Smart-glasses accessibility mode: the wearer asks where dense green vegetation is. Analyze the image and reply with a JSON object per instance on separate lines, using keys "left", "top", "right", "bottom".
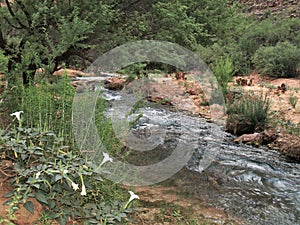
{"left": 0, "top": 0, "right": 299, "bottom": 224}
{"left": 1, "top": 0, "right": 299, "bottom": 86}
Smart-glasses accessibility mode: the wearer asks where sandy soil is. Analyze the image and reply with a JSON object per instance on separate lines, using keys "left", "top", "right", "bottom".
{"left": 129, "top": 184, "right": 243, "bottom": 225}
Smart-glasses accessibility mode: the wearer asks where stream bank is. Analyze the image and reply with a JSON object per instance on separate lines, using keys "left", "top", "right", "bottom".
{"left": 74, "top": 74, "right": 300, "bottom": 225}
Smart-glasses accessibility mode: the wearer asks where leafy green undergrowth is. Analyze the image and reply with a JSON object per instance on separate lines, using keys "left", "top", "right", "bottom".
{"left": 0, "top": 114, "right": 138, "bottom": 225}
{"left": 0, "top": 74, "right": 143, "bottom": 224}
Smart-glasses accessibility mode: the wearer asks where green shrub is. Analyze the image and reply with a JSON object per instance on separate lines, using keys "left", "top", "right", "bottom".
{"left": 212, "top": 57, "right": 234, "bottom": 95}
{"left": 197, "top": 43, "right": 252, "bottom": 76}
{"left": 253, "top": 41, "right": 300, "bottom": 78}
{"left": 0, "top": 123, "right": 133, "bottom": 224}
{"left": 239, "top": 19, "right": 278, "bottom": 55}
{"left": 0, "top": 50, "right": 8, "bottom": 74}
{"left": 239, "top": 18, "right": 300, "bottom": 54}
{"left": 227, "top": 91, "right": 271, "bottom": 135}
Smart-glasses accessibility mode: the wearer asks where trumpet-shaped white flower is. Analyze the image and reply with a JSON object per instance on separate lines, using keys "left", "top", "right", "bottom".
{"left": 128, "top": 191, "right": 140, "bottom": 202}
{"left": 71, "top": 182, "right": 79, "bottom": 191}
{"left": 81, "top": 184, "right": 86, "bottom": 196}
{"left": 99, "top": 152, "right": 113, "bottom": 167}
{"left": 124, "top": 191, "right": 140, "bottom": 209}
{"left": 10, "top": 111, "right": 23, "bottom": 121}
{"left": 79, "top": 174, "right": 87, "bottom": 196}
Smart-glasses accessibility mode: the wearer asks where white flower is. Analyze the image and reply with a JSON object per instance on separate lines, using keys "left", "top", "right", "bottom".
{"left": 71, "top": 182, "right": 79, "bottom": 191}
{"left": 100, "top": 152, "right": 113, "bottom": 167}
{"left": 63, "top": 169, "right": 68, "bottom": 174}
{"left": 128, "top": 191, "right": 139, "bottom": 203}
{"left": 124, "top": 191, "right": 140, "bottom": 209}
{"left": 10, "top": 111, "right": 23, "bottom": 121}
{"left": 35, "top": 172, "right": 41, "bottom": 179}
{"left": 81, "top": 184, "right": 86, "bottom": 196}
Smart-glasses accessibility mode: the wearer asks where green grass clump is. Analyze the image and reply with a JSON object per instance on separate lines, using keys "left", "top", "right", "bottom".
{"left": 226, "top": 91, "right": 271, "bottom": 135}
{"left": 20, "top": 75, "right": 75, "bottom": 144}
{"left": 288, "top": 95, "right": 298, "bottom": 108}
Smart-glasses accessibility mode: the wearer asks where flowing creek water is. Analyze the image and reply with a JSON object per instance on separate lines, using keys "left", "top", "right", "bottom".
{"left": 77, "top": 76, "right": 300, "bottom": 225}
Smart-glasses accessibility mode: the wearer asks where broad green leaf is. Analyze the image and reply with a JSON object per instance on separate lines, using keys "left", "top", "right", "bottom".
{"left": 53, "top": 174, "right": 63, "bottom": 183}
{"left": 24, "top": 201, "right": 34, "bottom": 214}
{"left": 48, "top": 200, "right": 56, "bottom": 209}
{"left": 2, "top": 191, "right": 14, "bottom": 198}
{"left": 57, "top": 215, "right": 68, "bottom": 225}
{"left": 35, "top": 191, "right": 48, "bottom": 204}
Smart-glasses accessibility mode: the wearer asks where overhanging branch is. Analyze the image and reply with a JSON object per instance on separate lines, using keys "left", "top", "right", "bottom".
{"left": 15, "top": 0, "right": 32, "bottom": 28}
{"left": 5, "top": 0, "right": 29, "bottom": 30}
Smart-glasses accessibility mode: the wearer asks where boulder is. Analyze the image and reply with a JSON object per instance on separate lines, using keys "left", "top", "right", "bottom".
{"left": 275, "top": 134, "right": 300, "bottom": 160}
{"left": 235, "top": 130, "right": 300, "bottom": 161}
{"left": 234, "top": 132, "right": 262, "bottom": 146}
{"left": 104, "top": 77, "right": 126, "bottom": 90}
{"left": 147, "top": 96, "right": 173, "bottom": 106}
{"left": 234, "top": 130, "right": 279, "bottom": 146}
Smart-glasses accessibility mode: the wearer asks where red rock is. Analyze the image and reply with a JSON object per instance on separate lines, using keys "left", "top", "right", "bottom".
{"left": 104, "top": 77, "right": 126, "bottom": 90}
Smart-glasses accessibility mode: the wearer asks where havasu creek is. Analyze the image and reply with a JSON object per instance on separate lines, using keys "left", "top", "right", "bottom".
{"left": 73, "top": 74, "right": 300, "bottom": 225}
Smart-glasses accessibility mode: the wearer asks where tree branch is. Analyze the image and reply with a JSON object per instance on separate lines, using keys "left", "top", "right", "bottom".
{"left": 15, "top": 0, "right": 32, "bottom": 28}
{"left": 4, "top": 17, "right": 23, "bottom": 29}
{"left": 0, "top": 28, "right": 6, "bottom": 50}
{"left": 5, "top": 0, "right": 28, "bottom": 30}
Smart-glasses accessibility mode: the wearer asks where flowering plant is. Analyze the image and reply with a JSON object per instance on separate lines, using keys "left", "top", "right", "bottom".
{"left": 0, "top": 113, "right": 131, "bottom": 224}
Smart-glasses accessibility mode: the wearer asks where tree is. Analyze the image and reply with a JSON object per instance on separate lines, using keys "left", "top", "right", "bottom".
{"left": 0, "top": 0, "right": 108, "bottom": 86}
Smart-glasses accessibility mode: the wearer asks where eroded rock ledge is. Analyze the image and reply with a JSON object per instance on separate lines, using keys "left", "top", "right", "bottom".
{"left": 235, "top": 131, "right": 300, "bottom": 160}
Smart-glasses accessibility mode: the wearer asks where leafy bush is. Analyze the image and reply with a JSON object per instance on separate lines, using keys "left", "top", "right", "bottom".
{"left": 150, "top": 1, "right": 208, "bottom": 50}
{"left": 0, "top": 124, "right": 133, "bottom": 224}
{"left": 239, "top": 18, "right": 300, "bottom": 54}
{"left": 227, "top": 91, "right": 271, "bottom": 135}
{"left": 253, "top": 41, "right": 300, "bottom": 78}
{"left": 197, "top": 42, "right": 252, "bottom": 76}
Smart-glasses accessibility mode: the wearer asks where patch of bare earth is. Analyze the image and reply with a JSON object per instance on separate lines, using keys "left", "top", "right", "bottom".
{"left": 0, "top": 185, "right": 44, "bottom": 225}
{"left": 232, "top": 72, "right": 300, "bottom": 124}
{"left": 0, "top": 160, "right": 43, "bottom": 225}
{"left": 128, "top": 184, "right": 242, "bottom": 225}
